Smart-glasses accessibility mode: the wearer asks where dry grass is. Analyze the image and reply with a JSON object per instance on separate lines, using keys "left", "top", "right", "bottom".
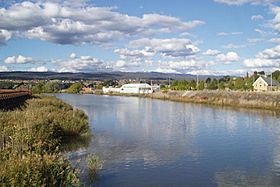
{"left": 148, "top": 90, "right": 280, "bottom": 111}
{"left": 0, "top": 95, "right": 91, "bottom": 186}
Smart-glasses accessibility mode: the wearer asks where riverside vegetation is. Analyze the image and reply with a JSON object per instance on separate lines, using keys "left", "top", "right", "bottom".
{"left": 149, "top": 90, "right": 280, "bottom": 111}
{"left": 0, "top": 96, "right": 101, "bottom": 186}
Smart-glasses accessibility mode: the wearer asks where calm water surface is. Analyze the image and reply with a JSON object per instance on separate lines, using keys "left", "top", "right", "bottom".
{"left": 55, "top": 94, "right": 280, "bottom": 187}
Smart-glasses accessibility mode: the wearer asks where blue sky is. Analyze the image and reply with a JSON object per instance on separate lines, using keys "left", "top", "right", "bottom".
{"left": 0, "top": 0, "right": 280, "bottom": 75}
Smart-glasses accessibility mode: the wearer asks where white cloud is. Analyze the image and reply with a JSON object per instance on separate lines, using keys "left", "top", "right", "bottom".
{"left": 271, "top": 6, "right": 280, "bottom": 33}
{"left": 214, "top": 0, "right": 278, "bottom": 6}
{"left": 155, "top": 58, "right": 218, "bottom": 74}
{"left": 142, "top": 14, "right": 204, "bottom": 31}
{"left": 0, "top": 1, "right": 50, "bottom": 31}
{"left": 222, "top": 43, "right": 246, "bottom": 49}
{"left": 269, "top": 38, "right": 280, "bottom": 43}
{"left": 247, "top": 38, "right": 264, "bottom": 43}
{"left": 216, "top": 52, "right": 240, "bottom": 63}
{"left": 214, "top": 0, "right": 250, "bottom": 5}
{"left": 179, "top": 32, "right": 191, "bottom": 37}
{"left": 251, "top": 15, "right": 264, "bottom": 20}
{"left": 0, "top": 29, "right": 12, "bottom": 45}
{"left": 114, "top": 47, "right": 155, "bottom": 59}
{"left": 166, "top": 60, "right": 200, "bottom": 70}
{"left": 188, "top": 69, "right": 247, "bottom": 76}
{"left": 243, "top": 45, "right": 280, "bottom": 68}
{"left": 203, "top": 49, "right": 221, "bottom": 56}
{"left": 0, "top": 66, "right": 9, "bottom": 72}
{"left": 29, "top": 66, "right": 49, "bottom": 72}
{"left": 0, "top": 1, "right": 204, "bottom": 45}
{"left": 217, "top": 32, "right": 243, "bottom": 36}
{"left": 4, "top": 55, "right": 33, "bottom": 64}
{"left": 55, "top": 54, "right": 108, "bottom": 72}
{"left": 129, "top": 38, "right": 199, "bottom": 58}
{"left": 115, "top": 60, "right": 127, "bottom": 68}
{"left": 154, "top": 68, "right": 180, "bottom": 74}
{"left": 70, "top": 53, "right": 76, "bottom": 59}
{"left": 114, "top": 41, "right": 199, "bottom": 71}
{"left": 243, "top": 58, "right": 278, "bottom": 67}
{"left": 256, "top": 45, "right": 280, "bottom": 59}
{"left": 254, "top": 28, "right": 268, "bottom": 36}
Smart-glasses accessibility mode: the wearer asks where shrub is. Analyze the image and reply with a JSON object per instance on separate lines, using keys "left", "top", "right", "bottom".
{"left": 0, "top": 95, "right": 91, "bottom": 186}
{"left": 0, "top": 153, "right": 80, "bottom": 186}
{"left": 66, "top": 83, "right": 83, "bottom": 94}
{"left": 86, "top": 154, "right": 103, "bottom": 176}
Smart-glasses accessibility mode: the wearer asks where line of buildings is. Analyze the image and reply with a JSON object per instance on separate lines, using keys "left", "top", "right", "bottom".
{"left": 102, "top": 76, "right": 280, "bottom": 94}
{"left": 103, "top": 83, "right": 160, "bottom": 94}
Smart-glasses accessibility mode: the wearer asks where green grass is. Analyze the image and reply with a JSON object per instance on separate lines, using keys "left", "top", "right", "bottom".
{"left": 0, "top": 95, "right": 99, "bottom": 186}
{"left": 87, "top": 154, "right": 103, "bottom": 176}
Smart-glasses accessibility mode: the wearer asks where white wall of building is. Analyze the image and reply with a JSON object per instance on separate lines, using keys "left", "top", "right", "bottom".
{"left": 120, "top": 83, "right": 153, "bottom": 94}
{"left": 103, "top": 83, "right": 156, "bottom": 94}
{"left": 102, "top": 86, "right": 121, "bottom": 93}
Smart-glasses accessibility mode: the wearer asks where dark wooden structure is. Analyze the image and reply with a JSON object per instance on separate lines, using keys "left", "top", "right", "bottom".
{"left": 0, "top": 89, "right": 32, "bottom": 110}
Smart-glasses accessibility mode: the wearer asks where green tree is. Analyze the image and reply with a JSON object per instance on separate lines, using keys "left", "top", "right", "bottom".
{"left": 234, "top": 78, "right": 246, "bottom": 90}
{"left": 272, "top": 70, "right": 280, "bottom": 82}
{"left": 66, "top": 83, "right": 83, "bottom": 93}
{"left": 190, "top": 80, "right": 197, "bottom": 90}
{"left": 103, "top": 80, "right": 118, "bottom": 87}
{"left": 207, "top": 79, "right": 218, "bottom": 90}
{"left": 205, "top": 78, "right": 211, "bottom": 84}
{"left": 171, "top": 80, "right": 191, "bottom": 90}
{"left": 43, "top": 82, "right": 60, "bottom": 93}
{"left": 228, "top": 79, "right": 235, "bottom": 90}
{"left": 197, "top": 81, "right": 205, "bottom": 90}
{"left": 244, "top": 77, "right": 254, "bottom": 91}
{"left": 218, "top": 82, "right": 226, "bottom": 90}
{"left": 32, "top": 82, "right": 44, "bottom": 94}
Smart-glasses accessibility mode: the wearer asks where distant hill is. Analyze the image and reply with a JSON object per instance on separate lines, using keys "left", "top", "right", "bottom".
{"left": 0, "top": 71, "right": 221, "bottom": 81}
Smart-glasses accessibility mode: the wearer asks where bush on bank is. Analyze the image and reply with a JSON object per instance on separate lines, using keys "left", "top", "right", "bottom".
{"left": 0, "top": 96, "right": 92, "bottom": 186}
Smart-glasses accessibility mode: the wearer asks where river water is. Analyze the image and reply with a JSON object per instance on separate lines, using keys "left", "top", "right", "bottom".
{"left": 55, "top": 94, "right": 280, "bottom": 187}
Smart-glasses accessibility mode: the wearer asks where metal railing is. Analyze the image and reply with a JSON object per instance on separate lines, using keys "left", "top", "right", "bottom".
{"left": 0, "top": 89, "right": 31, "bottom": 101}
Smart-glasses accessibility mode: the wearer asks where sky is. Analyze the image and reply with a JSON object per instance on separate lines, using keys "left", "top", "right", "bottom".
{"left": 0, "top": 0, "right": 280, "bottom": 75}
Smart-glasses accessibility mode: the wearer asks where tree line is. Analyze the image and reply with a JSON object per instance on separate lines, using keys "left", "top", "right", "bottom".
{"left": 168, "top": 70, "right": 280, "bottom": 91}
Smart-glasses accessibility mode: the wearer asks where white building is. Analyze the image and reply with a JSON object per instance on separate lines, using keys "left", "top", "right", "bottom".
{"left": 103, "top": 83, "right": 155, "bottom": 94}
{"left": 253, "top": 76, "right": 280, "bottom": 92}
{"left": 102, "top": 86, "right": 121, "bottom": 93}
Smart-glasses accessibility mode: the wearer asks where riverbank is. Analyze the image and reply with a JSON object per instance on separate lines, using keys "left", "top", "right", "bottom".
{"left": 0, "top": 96, "right": 95, "bottom": 186}
{"left": 150, "top": 90, "right": 280, "bottom": 111}
{"left": 102, "top": 90, "right": 280, "bottom": 111}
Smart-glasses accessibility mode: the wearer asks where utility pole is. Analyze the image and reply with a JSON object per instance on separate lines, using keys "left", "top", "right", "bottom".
{"left": 271, "top": 71, "right": 273, "bottom": 91}
{"left": 168, "top": 76, "right": 171, "bottom": 88}
{"left": 196, "top": 74, "right": 199, "bottom": 90}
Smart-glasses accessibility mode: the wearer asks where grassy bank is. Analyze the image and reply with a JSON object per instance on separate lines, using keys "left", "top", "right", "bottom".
{"left": 0, "top": 96, "right": 91, "bottom": 186}
{"left": 100, "top": 90, "right": 280, "bottom": 111}
{"left": 148, "top": 90, "right": 280, "bottom": 111}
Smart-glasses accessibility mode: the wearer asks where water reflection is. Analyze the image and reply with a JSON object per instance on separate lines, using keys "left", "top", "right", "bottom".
{"left": 55, "top": 94, "right": 280, "bottom": 187}
{"left": 214, "top": 169, "right": 280, "bottom": 187}
{"left": 61, "top": 133, "right": 92, "bottom": 152}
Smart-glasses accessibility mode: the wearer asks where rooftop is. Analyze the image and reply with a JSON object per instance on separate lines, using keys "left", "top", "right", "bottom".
{"left": 260, "top": 76, "right": 280, "bottom": 86}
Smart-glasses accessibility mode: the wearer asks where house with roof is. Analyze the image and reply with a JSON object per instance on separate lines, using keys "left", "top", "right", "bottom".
{"left": 253, "top": 76, "right": 280, "bottom": 92}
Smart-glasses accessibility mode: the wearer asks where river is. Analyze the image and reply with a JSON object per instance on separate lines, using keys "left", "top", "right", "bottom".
{"left": 55, "top": 94, "right": 280, "bottom": 187}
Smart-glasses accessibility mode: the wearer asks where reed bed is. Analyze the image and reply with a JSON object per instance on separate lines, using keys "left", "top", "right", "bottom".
{"left": 0, "top": 96, "right": 91, "bottom": 186}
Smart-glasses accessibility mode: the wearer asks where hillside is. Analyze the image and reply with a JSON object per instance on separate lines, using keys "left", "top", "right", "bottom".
{"left": 0, "top": 71, "right": 221, "bottom": 81}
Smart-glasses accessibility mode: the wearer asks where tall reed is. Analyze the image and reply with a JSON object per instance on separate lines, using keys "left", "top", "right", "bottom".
{"left": 0, "top": 95, "right": 92, "bottom": 186}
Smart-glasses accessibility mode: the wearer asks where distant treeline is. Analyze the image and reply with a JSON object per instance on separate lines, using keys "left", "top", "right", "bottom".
{"left": 0, "top": 81, "right": 84, "bottom": 94}
{"left": 167, "top": 70, "right": 280, "bottom": 91}
{"left": 1, "top": 70, "right": 279, "bottom": 93}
